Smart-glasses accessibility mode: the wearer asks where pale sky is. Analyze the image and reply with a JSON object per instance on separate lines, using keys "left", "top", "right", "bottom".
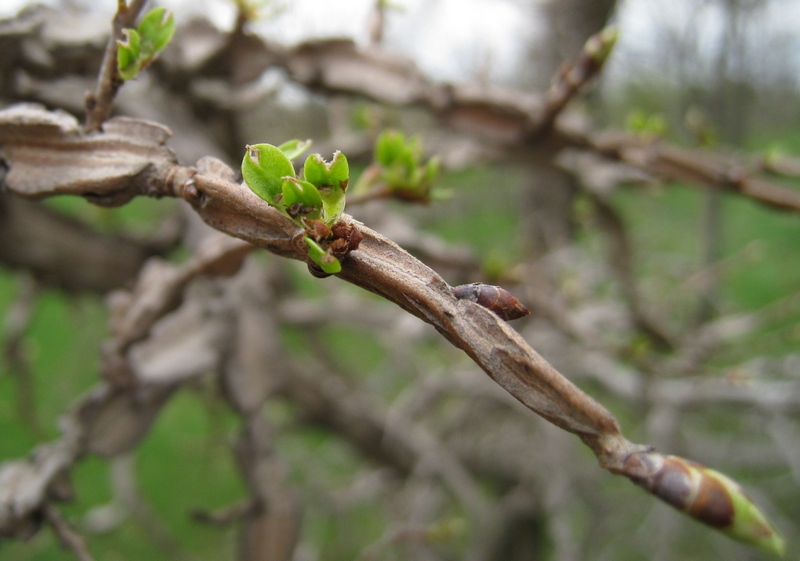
{"left": 0, "top": 0, "right": 560, "bottom": 83}
{"left": 3, "top": 0, "right": 799, "bottom": 86}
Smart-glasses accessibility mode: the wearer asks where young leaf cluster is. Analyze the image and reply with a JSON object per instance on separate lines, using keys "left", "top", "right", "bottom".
{"left": 242, "top": 141, "right": 350, "bottom": 274}
{"left": 117, "top": 7, "right": 176, "bottom": 81}
{"left": 364, "top": 130, "right": 441, "bottom": 202}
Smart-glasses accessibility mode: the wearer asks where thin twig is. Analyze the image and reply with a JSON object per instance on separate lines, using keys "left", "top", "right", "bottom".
{"left": 356, "top": 524, "right": 432, "bottom": 561}
{"left": 569, "top": 130, "right": 800, "bottom": 213}
{"left": 759, "top": 153, "right": 800, "bottom": 178}
{"left": 191, "top": 500, "right": 256, "bottom": 526}
{"left": 84, "top": 0, "right": 149, "bottom": 131}
{"left": 368, "top": 0, "right": 386, "bottom": 46}
{"left": 526, "top": 27, "right": 617, "bottom": 139}
{"left": 586, "top": 191, "right": 676, "bottom": 350}
{"left": 44, "top": 503, "right": 96, "bottom": 561}
{"left": 346, "top": 183, "right": 393, "bottom": 206}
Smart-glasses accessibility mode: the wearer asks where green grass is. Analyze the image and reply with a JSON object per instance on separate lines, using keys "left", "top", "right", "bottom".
{"left": 0, "top": 285, "right": 106, "bottom": 451}
{"left": 720, "top": 195, "right": 800, "bottom": 310}
{"left": 43, "top": 197, "right": 178, "bottom": 237}
{"left": 407, "top": 164, "right": 531, "bottom": 271}
{"left": 603, "top": 181, "right": 800, "bottom": 357}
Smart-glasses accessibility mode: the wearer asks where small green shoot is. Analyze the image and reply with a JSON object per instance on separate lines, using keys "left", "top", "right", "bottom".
{"left": 304, "top": 236, "right": 342, "bottom": 274}
{"left": 117, "top": 7, "right": 176, "bottom": 81}
{"left": 359, "top": 130, "right": 441, "bottom": 202}
{"left": 242, "top": 142, "right": 355, "bottom": 274}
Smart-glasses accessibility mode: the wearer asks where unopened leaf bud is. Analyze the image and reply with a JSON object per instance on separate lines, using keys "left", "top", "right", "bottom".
{"left": 585, "top": 26, "right": 618, "bottom": 65}
{"left": 453, "top": 283, "right": 530, "bottom": 321}
{"left": 623, "top": 452, "right": 784, "bottom": 557}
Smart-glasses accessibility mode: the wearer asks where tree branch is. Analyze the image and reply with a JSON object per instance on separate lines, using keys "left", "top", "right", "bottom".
{"left": 0, "top": 101, "right": 785, "bottom": 555}
{"left": 44, "top": 503, "right": 96, "bottom": 561}
{"left": 565, "top": 128, "right": 800, "bottom": 213}
{"left": 0, "top": 103, "right": 638, "bottom": 470}
{"left": 84, "top": 0, "right": 150, "bottom": 132}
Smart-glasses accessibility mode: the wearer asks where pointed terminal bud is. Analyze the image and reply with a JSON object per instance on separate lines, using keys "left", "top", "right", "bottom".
{"left": 242, "top": 143, "right": 297, "bottom": 207}
{"left": 622, "top": 452, "right": 785, "bottom": 557}
{"left": 585, "top": 26, "right": 618, "bottom": 65}
{"left": 566, "top": 26, "right": 618, "bottom": 87}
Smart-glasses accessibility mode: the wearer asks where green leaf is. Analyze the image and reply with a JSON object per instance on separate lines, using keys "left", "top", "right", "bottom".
{"left": 327, "top": 151, "right": 349, "bottom": 188}
{"left": 399, "top": 135, "right": 421, "bottom": 171}
{"left": 625, "top": 110, "right": 667, "bottom": 136}
{"left": 304, "top": 236, "right": 342, "bottom": 274}
{"left": 116, "top": 8, "right": 175, "bottom": 81}
{"left": 117, "top": 29, "right": 142, "bottom": 81}
{"left": 241, "top": 143, "right": 297, "bottom": 207}
{"left": 137, "top": 7, "right": 175, "bottom": 56}
{"left": 372, "top": 130, "right": 440, "bottom": 201}
{"left": 424, "top": 155, "right": 440, "bottom": 183}
{"left": 302, "top": 153, "right": 328, "bottom": 187}
{"left": 303, "top": 152, "right": 349, "bottom": 189}
{"left": 378, "top": 0, "right": 407, "bottom": 12}
{"left": 375, "top": 130, "right": 405, "bottom": 167}
{"left": 279, "top": 139, "right": 312, "bottom": 161}
{"left": 303, "top": 151, "right": 349, "bottom": 224}
{"left": 281, "top": 177, "right": 323, "bottom": 223}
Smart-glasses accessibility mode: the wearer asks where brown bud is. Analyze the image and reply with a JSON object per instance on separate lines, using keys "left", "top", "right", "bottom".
{"left": 452, "top": 283, "right": 530, "bottom": 321}
{"left": 330, "top": 221, "right": 364, "bottom": 257}
{"left": 623, "top": 453, "right": 734, "bottom": 528}
{"left": 305, "top": 219, "right": 332, "bottom": 241}
{"left": 621, "top": 451, "right": 785, "bottom": 556}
